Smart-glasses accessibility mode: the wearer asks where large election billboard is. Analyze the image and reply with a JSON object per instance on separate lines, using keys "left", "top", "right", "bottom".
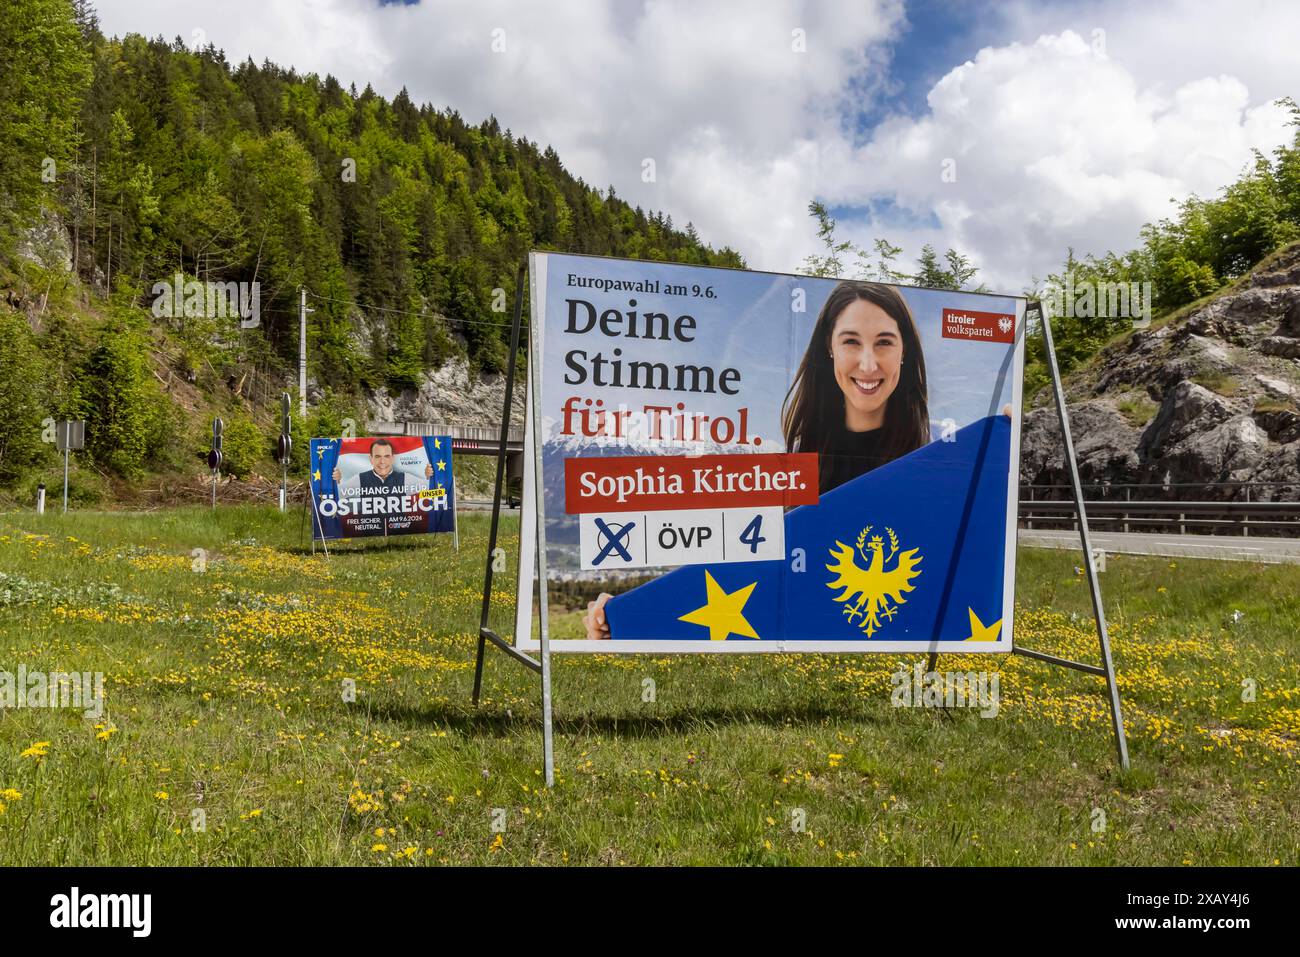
{"left": 516, "top": 253, "right": 1025, "bottom": 652}
{"left": 309, "top": 435, "right": 455, "bottom": 540}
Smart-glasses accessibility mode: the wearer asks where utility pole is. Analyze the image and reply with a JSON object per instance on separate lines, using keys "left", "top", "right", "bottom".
{"left": 90, "top": 146, "right": 96, "bottom": 278}
{"left": 299, "top": 287, "right": 314, "bottom": 419}
{"left": 72, "top": 123, "right": 80, "bottom": 278}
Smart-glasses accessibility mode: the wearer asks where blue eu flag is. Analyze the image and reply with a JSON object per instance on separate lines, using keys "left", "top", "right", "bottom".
{"left": 605, "top": 416, "right": 1012, "bottom": 645}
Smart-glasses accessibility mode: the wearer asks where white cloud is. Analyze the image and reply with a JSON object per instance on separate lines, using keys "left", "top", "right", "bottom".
{"left": 830, "top": 27, "right": 1294, "bottom": 291}
{"left": 1001, "top": 0, "right": 1300, "bottom": 106}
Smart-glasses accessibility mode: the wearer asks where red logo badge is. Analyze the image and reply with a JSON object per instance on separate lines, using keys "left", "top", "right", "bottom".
{"left": 941, "top": 308, "right": 1016, "bottom": 344}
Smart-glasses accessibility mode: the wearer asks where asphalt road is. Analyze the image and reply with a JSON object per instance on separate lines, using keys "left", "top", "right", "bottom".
{"left": 1020, "top": 529, "right": 1300, "bottom": 564}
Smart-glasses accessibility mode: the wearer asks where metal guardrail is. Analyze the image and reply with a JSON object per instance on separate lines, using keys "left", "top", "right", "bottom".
{"left": 1020, "top": 496, "right": 1300, "bottom": 537}
{"left": 371, "top": 422, "right": 525, "bottom": 444}
{"left": 1023, "top": 481, "right": 1298, "bottom": 499}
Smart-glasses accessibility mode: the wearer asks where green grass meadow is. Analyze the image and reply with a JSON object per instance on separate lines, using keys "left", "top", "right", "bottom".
{"left": 0, "top": 503, "right": 1295, "bottom": 866}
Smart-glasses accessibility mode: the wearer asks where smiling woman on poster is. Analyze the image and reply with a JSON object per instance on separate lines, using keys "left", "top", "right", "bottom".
{"left": 781, "top": 280, "right": 931, "bottom": 493}
{"left": 583, "top": 279, "right": 935, "bottom": 640}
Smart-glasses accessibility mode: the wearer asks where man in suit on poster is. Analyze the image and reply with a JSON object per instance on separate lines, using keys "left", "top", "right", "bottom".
{"left": 332, "top": 438, "right": 434, "bottom": 491}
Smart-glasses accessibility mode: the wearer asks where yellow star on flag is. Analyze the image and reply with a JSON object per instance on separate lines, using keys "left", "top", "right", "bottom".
{"left": 678, "top": 570, "right": 760, "bottom": 641}
{"left": 312, "top": 468, "right": 321, "bottom": 481}
{"left": 437, "top": 459, "right": 446, "bottom": 471}
{"left": 964, "top": 607, "right": 1003, "bottom": 642}
{"left": 434, "top": 438, "right": 441, "bottom": 449}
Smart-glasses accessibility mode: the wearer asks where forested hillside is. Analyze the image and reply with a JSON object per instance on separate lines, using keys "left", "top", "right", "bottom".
{"left": 4, "top": 0, "right": 1297, "bottom": 506}
{"left": 0, "top": 0, "right": 741, "bottom": 501}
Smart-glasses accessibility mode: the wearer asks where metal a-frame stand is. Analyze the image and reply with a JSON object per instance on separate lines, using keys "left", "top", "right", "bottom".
{"left": 929, "top": 300, "right": 1129, "bottom": 769}
{"left": 299, "top": 482, "right": 331, "bottom": 559}
{"left": 471, "top": 264, "right": 555, "bottom": 786}
{"left": 472, "top": 283, "right": 1127, "bottom": 784}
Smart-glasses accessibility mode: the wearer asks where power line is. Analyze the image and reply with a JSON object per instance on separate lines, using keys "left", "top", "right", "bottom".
{"left": 305, "top": 289, "right": 527, "bottom": 328}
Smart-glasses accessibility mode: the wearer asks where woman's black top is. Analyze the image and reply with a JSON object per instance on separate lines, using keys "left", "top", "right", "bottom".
{"left": 819, "top": 420, "right": 889, "bottom": 493}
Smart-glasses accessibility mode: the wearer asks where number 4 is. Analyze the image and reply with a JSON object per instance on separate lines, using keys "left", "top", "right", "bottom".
{"left": 739, "top": 515, "right": 766, "bottom": 554}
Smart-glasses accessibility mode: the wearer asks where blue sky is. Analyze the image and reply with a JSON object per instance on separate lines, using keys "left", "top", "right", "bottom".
{"left": 856, "top": 0, "right": 998, "bottom": 128}
{"left": 100, "top": 0, "right": 1298, "bottom": 291}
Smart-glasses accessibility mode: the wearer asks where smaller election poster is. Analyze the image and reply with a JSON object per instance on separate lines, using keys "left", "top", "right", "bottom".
{"left": 308, "top": 435, "right": 455, "bottom": 540}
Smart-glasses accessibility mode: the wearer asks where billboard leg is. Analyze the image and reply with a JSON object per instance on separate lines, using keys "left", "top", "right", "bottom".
{"left": 62, "top": 449, "right": 69, "bottom": 513}
{"left": 1012, "top": 302, "right": 1129, "bottom": 770}
{"left": 528, "top": 283, "right": 554, "bottom": 788}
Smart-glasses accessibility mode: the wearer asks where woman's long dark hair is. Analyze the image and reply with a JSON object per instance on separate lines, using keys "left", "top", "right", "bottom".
{"left": 781, "top": 280, "right": 929, "bottom": 475}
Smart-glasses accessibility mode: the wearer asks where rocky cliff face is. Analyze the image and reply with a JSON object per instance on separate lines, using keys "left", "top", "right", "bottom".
{"left": 366, "top": 355, "right": 527, "bottom": 429}
{"left": 1020, "top": 243, "right": 1300, "bottom": 500}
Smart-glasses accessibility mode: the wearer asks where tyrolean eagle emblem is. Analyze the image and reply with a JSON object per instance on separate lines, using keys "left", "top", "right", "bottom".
{"left": 825, "top": 526, "right": 923, "bottom": 636}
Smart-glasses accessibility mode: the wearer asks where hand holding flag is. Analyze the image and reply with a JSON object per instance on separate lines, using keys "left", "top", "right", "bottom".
{"left": 584, "top": 593, "right": 613, "bottom": 639}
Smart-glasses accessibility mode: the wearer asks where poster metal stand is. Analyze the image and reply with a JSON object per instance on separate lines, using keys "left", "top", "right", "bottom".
{"left": 300, "top": 477, "right": 331, "bottom": 559}
{"left": 472, "top": 265, "right": 546, "bottom": 702}
{"left": 929, "top": 301, "right": 1129, "bottom": 768}
{"left": 471, "top": 283, "right": 1130, "bottom": 787}
{"left": 1012, "top": 300, "right": 1128, "bottom": 768}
